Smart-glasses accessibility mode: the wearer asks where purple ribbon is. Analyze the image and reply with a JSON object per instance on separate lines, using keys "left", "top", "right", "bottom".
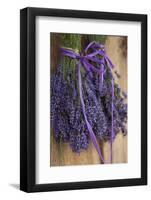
{"left": 60, "top": 41, "right": 115, "bottom": 164}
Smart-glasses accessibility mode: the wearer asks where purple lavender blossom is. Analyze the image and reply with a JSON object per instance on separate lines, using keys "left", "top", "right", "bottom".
{"left": 51, "top": 53, "right": 127, "bottom": 153}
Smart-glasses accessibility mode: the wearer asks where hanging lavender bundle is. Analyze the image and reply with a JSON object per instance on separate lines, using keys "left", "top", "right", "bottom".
{"left": 51, "top": 41, "right": 127, "bottom": 163}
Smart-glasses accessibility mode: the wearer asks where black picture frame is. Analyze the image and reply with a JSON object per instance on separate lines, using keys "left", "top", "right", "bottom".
{"left": 20, "top": 7, "right": 147, "bottom": 192}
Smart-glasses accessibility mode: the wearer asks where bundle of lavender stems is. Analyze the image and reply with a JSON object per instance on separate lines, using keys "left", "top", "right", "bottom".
{"left": 51, "top": 41, "right": 127, "bottom": 163}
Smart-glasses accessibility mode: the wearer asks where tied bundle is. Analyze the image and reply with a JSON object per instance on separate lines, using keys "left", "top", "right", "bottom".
{"left": 51, "top": 41, "right": 127, "bottom": 163}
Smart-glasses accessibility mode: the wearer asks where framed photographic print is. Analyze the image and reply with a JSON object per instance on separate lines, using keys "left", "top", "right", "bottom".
{"left": 20, "top": 7, "right": 147, "bottom": 192}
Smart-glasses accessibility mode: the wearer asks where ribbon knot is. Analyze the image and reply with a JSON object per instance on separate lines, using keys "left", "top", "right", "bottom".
{"left": 79, "top": 55, "right": 85, "bottom": 62}
{"left": 60, "top": 41, "right": 115, "bottom": 164}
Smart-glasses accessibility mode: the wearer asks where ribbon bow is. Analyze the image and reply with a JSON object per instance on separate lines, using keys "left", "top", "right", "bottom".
{"left": 60, "top": 41, "right": 115, "bottom": 164}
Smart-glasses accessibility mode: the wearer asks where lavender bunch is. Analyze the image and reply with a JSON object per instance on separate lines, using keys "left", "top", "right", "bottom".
{"left": 82, "top": 73, "right": 108, "bottom": 139}
{"left": 51, "top": 58, "right": 127, "bottom": 153}
{"left": 93, "top": 67, "right": 127, "bottom": 139}
{"left": 51, "top": 65, "right": 89, "bottom": 152}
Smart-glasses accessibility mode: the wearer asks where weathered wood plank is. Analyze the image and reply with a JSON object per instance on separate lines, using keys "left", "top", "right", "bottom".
{"left": 105, "top": 36, "right": 128, "bottom": 163}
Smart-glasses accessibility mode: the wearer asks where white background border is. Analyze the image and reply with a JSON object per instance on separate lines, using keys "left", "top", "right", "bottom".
{"left": 36, "top": 16, "right": 141, "bottom": 184}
